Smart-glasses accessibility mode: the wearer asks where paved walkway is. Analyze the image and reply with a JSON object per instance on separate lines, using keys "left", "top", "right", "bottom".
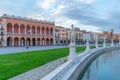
{"left": 0, "top": 44, "right": 97, "bottom": 54}
{"left": 9, "top": 57, "right": 67, "bottom": 80}
{"left": 0, "top": 45, "right": 69, "bottom": 54}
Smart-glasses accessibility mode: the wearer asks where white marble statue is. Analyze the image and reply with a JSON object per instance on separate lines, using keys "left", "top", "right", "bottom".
{"left": 71, "top": 24, "right": 75, "bottom": 43}
{"left": 68, "top": 24, "right": 77, "bottom": 62}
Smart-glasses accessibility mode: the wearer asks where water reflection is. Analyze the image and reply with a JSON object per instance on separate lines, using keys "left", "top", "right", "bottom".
{"left": 86, "top": 67, "right": 90, "bottom": 80}
{"left": 80, "top": 49, "right": 120, "bottom": 80}
{"left": 96, "top": 58, "right": 99, "bottom": 70}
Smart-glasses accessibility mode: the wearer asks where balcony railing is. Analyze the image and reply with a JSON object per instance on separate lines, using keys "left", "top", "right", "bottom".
{"left": 6, "top": 32, "right": 54, "bottom": 37}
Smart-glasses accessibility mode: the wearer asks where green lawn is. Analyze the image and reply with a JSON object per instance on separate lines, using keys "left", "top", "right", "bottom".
{"left": 0, "top": 46, "right": 86, "bottom": 80}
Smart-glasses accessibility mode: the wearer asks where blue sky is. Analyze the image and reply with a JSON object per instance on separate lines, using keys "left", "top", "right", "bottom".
{"left": 0, "top": 0, "right": 120, "bottom": 33}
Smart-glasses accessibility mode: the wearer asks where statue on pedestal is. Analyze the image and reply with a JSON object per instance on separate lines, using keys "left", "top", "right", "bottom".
{"left": 70, "top": 24, "right": 75, "bottom": 43}
{"left": 68, "top": 24, "right": 77, "bottom": 62}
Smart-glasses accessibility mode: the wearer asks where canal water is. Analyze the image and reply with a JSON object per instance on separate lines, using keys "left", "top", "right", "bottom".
{"left": 80, "top": 49, "right": 120, "bottom": 80}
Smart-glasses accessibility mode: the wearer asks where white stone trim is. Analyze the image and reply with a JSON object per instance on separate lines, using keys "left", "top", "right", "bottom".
{"left": 41, "top": 46, "right": 120, "bottom": 80}
{"left": 2, "top": 14, "right": 54, "bottom": 24}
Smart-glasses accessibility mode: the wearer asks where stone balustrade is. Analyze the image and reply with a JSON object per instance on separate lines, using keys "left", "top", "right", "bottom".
{"left": 41, "top": 46, "right": 120, "bottom": 80}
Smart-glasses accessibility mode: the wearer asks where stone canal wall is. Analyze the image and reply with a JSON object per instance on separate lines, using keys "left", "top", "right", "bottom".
{"left": 42, "top": 46, "right": 120, "bottom": 80}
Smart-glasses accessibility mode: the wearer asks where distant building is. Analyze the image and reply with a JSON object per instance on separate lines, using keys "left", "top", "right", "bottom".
{"left": 0, "top": 14, "right": 119, "bottom": 47}
{"left": 55, "top": 26, "right": 69, "bottom": 45}
{"left": 0, "top": 14, "right": 55, "bottom": 47}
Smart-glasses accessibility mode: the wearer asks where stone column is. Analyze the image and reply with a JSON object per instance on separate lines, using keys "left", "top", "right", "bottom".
{"left": 95, "top": 39, "right": 98, "bottom": 48}
{"left": 19, "top": 40, "right": 20, "bottom": 46}
{"left": 49, "top": 40, "right": 50, "bottom": 46}
{"left": 36, "top": 28, "right": 37, "bottom": 35}
{"left": 12, "top": 38, "right": 14, "bottom": 46}
{"left": 40, "top": 27, "right": 42, "bottom": 36}
{"left": 3, "top": 36, "right": 7, "bottom": 46}
{"left": 85, "top": 39, "right": 90, "bottom": 52}
{"left": 44, "top": 39, "right": 46, "bottom": 46}
{"left": 24, "top": 26, "right": 26, "bottom": 35}
{"left": 111, "top": 38, "right": 114, "bottom": 47}
{"left": 31, "top": 40, "right": 32, "bottom": 46}
{"left": 30, "top": 27, "right": 32, "bottom": 35}
{"left": 12, "top": 26, "right": 14, "bottom": 35}
{"left": 49, "top": 28, "right": 50, "bottom": 36}
{"left": 95, "top": 33, "right": 98, "bottom": 48}
{"left": 45, "top": 27, "right": 46, "bottom": 36}
{"left": 18, "top": 26, "right": 20, "bottom": 35}
{"left": 2, "top": 19, "right": 7, "bottom": 35}
{"left": 103, "top": 37, "right": 106, "bottom": 47}
{"left": 25, "top": 40, "right": 26, "bottom": 46}
{"left": 36, "top": 40, "right": 37, "bottom": 46}
{"left": 68, "top": 42, "right": 77, "bottom": 61}
{"left": 68, "top": 24, "right": 77, "bottom": 63}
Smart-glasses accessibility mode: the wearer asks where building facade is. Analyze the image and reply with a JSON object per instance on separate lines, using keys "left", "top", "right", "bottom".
{"left": 0, "top": 14, "right": 56, "bottom": 47}
{"left": 0, "top": 14, "right": 119, "bottom": 47}
{"left": 55, "top": 26, "right": 69, "bottom": 45}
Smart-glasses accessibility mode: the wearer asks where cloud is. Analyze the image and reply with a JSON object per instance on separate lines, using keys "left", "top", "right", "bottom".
{"left": 36, "top": 0, "right": 56, "bottom": 9}
{"left": 0, "top": 0, "right": 35, "bottom": 16}
{"left": 80, "top": 0, "right": 95, "bottom": 4}
{"left": 27, "top": 12, "right": 45, "bottom": 20}
{"left": 49, "top": 0, "right": 120, "bottom": 33}
{"left": 51, "top": 0, "right": 101, "bottom": 31}
{"left": 1, "top": 0, "right": 119, "bottom": 33}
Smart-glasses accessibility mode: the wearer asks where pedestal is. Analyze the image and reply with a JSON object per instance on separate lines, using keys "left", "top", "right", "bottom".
{"left": 85, "top": 40, "right": 90, "bottom": 52}
{"left": 68, "top": 42, "right": 77, "bottom": 62}
{"left": 119, "top": 40, "right": 120, "bottom": 46}
{"left": 95, "top": 40, "right": 98, "bottom": 48}
{"left": 103, "top": 38, "right": 106, "bottom": 47}
{"left": 111, "top": 38, "right": 114, "bottom": 47}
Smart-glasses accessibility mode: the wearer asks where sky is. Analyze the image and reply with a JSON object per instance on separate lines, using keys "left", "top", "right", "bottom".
{"left": 0, "top": 0, "right": 120, "bottom": 33}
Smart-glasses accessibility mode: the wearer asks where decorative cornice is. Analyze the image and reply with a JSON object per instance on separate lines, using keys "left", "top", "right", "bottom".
{"left": 1, "top": 14, "right": 55, "bottom": 25}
